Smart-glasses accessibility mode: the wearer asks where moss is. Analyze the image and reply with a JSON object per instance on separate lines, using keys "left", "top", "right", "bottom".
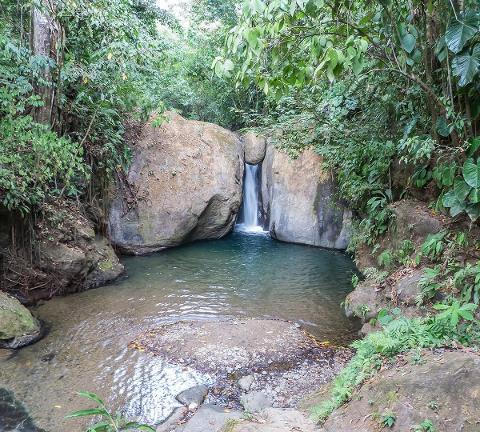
{"left": 0, "top": 292, "right": 39, "bottom": 340}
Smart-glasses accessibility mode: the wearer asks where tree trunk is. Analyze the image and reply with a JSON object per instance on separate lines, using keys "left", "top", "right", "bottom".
{"left": 31, "top": 1, "right": 56, "bottom": 125}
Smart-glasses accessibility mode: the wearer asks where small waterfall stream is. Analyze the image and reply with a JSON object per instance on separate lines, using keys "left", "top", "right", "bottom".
{"left": 236, "top": 163, "right": 264, "bottom": 233}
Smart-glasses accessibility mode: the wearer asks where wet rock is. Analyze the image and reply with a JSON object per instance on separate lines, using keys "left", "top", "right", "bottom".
{"left": 238, "top": 375, "right": 254, "bottom": 392}
{"left": 241, "top": 391, "right": 272, "bottom": 413}
{"left": 243, "top": 132, "right": 266, "bottom": 164}
{"left": 0, "top": 388, "right": 46, "bottom": 431}
{"left": 109, "top": 112, "right": 244, "bottom": 255}
{"left": 176, "top": 404, "right": 242, "bottom": 432}
{"left": 176, "top": 385, "right": 208, "bottom": 407}
{"left": 320, "top": 350, "right": 480, "bottom": 432}
{"left": 84, "top": 237, "right": 125, "bottom": 289}
{"left": 156, "top": 407, "right": 187, "bottom": 432}
{"left": 262, "top": 144, "right": 351, "bottom": 249}
{"left": 0, "top": 292, "right": 42, "bottom": 349}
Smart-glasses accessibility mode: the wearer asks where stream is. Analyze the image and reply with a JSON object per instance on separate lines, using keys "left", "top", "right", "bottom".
{"left": 0, "top": 232, "right": 359, "bottom": 431}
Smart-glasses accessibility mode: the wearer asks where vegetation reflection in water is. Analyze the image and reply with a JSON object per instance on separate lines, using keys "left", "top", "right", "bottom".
{"left": 0, "top": 232, "right": 359, "bottom": 431}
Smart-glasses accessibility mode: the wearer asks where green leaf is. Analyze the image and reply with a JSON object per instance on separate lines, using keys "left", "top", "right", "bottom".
{"left": 467, "top": 138, "right": 480, "bottom": 158}
{"left": 65, "top": 408, "right": 108, "bottom": 419}
{"left": 452, "top": 44, "right": 480, "bottom": 87}
{"left": 435, "top": 116, "right": 452, "bottom": 137}
{"left": 435, "top": 36, "right": 448, "bottom": 62}
{"left": 445, "top": 12, "right": 479, "bottom": 54}
{"left": 463, "top": 158, "right": 480, "bottom": 188}
{"left": 123, "top": 423, "right": 156, "bottom": 431}
{"left": 77, "top": 392, "right": 105, "bottom": 406}
{"left": 466, "top": 203, "right": 480, "bottom": 221}
{"left": 401, "top": 33, "right": 416, "bottom": 53}
{"left": 468, "top": 187, "right": 480, "bottom": 203}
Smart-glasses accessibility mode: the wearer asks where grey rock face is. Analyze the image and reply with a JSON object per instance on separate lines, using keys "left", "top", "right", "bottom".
{"left": 243, "top": 132, "right": 267, "bottom": 164}
{"left": 109, "top": 112, "right": 244, "bottom": 255}
{"left": 262, "top": 144, "right": 351, "bottom": 249}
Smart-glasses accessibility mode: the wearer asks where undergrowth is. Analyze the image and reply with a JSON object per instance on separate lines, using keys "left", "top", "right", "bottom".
{"left": 312, "top": 310, "right": 480, "bottom": 422}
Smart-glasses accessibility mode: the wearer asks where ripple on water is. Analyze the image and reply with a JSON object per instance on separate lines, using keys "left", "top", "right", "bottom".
{"left": 0, "top": 232, "right": 359, "bottom": 431}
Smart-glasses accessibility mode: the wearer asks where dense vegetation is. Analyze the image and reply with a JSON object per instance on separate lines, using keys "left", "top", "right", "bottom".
{"left": 2, "top": 0, "right": 480, "bottom": 428}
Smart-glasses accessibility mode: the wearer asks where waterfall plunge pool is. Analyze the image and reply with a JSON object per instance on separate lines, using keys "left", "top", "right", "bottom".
{"left": 0, "top": 232, "right": 360, "bottom": 431}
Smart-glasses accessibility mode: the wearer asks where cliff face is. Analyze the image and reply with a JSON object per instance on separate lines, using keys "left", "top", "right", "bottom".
{"left": 262, "top": 144, "right": 351, "bottom": 250}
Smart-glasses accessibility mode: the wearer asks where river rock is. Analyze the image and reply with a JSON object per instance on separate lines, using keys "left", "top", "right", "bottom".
{"left": 176, "top": 404, "right": 242, "bottom": 432}
{"left": 176, "top": 385, "right": 209, "bottom": 407}
{"left": 243, "top": 132, "right": 267, "bottom": 164}
{"left": 109, "top": 112, "right": 244, "bottom": 255}
{"left": 320, "top": 350, "right": 480, "bottom": 432}
{"left": 241, "top": 391, "right": 273, "bottom": 413}
{"left": 0, "top": 292, "right": 42, "bottom": 349}
{"left": 262, "top": 144, "right": 351, "bottom": 249}
{"left": 238, "top": 375, "right": 254, "bottom": 391}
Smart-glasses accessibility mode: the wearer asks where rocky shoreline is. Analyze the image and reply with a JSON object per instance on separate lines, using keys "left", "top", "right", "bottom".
{"left": 129, "top": 319, "right": 352, "bottom": 432}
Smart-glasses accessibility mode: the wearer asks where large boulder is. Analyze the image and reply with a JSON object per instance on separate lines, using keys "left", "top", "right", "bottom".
{"left": 261, "top": 144, "right": 351, "bottom": 249}
{"left": 0, "top": 291, "right": 42, "bottom": 348}
{"left": 320, "top": 350, "right": 480, "bottom": 432}
{"left": 109, "top": 113, "right": 244, "bottom": 255}
{"left": 243, "top": 132, "right": 267, "bottom": 164}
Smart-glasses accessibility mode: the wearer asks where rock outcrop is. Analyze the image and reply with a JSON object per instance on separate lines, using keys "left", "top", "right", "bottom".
{"left": 109, "top": 112, "right": 244, "bottom": 255}
{"left": 0, "top": 291, "right": 42, "bottom": 348}
{"left": 320, "top": 350, "right": 480, "bottom": 432}
{"left": 261, "top": 144, "right": 351, "bottom": 249}
{"left": 243, "top": 132, "right": 267, "bottom": 164}
{"left": 3, "top": 201, "right": 124, "bottom": 302}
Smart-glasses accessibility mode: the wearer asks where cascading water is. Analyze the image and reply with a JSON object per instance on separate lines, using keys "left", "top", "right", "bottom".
{"left": 236, "top": 163, "right": 264, "bottom": 233}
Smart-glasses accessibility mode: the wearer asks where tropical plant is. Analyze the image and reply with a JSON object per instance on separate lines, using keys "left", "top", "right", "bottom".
{"left": 66, "top": 392, "right": 155, "bottom": 432}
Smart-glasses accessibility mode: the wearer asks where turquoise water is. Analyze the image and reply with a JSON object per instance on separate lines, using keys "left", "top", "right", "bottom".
{"left": 0, "top": 232, "right": 359, "bottom": 431}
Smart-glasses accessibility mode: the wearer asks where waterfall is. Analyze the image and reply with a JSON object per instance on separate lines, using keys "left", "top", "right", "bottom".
{"left": 236, "top": 163, "right": 264, "bottom": 233}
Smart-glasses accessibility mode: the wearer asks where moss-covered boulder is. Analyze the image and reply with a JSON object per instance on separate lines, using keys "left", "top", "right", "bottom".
{"left": 0, "top": 291, "right": 42, "bottom": 348}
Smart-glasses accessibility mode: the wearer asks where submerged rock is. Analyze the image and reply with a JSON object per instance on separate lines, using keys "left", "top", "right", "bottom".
{"left": 0, "top": 388, "right": 46, "bottom": 431}
{"left": 320, "top": 350, "right": 480, "bottom": 432}
{"left": 130, "top": 319, "right": 332, "bottom": 373}
{"left": 262, "top": 144, "right": 351, "bottom": 249}
{"left": 243, "top": 132, "right": 267, "bottom": 164}
{"left": 0, "top": 292, "right": 42, "bottom": 349}
{"left": 130, "top": 319, "right": 351, "bottom": 413}
{"left": 109, "top": 112, "right": 244, "bottom": 254}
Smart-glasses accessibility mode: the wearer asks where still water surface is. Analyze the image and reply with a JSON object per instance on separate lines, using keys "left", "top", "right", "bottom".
{"left": 1, "top": 232, "right": 359, "bottom": 431}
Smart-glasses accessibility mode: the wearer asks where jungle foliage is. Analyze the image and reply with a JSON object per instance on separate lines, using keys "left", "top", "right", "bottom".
{"left": 216, "top": 0, "right": 480, "bottom": 226}
{"left": 0, "top": 0, "right": 248, "bottom": 215}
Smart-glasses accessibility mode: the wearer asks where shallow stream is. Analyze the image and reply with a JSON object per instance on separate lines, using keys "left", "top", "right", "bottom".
{"left": 0, "top": 232, "right": 359, "bottom": 431}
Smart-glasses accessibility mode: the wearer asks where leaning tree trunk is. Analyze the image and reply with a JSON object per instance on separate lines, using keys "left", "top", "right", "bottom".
{"left": 31, "top": 0, "right": 58, "bottom": 125}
